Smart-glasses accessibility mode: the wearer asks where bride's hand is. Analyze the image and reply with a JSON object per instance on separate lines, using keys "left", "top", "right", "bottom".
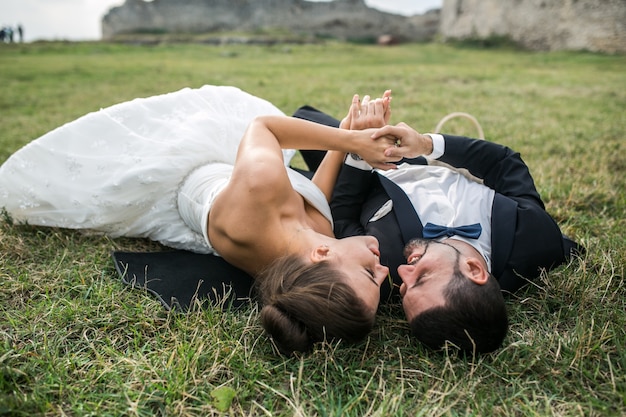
{"left": 340, "top": 90, "right": 391, "bottom": 130}
{"left": 351, "top": 127, "right": 401, "bottom": 170}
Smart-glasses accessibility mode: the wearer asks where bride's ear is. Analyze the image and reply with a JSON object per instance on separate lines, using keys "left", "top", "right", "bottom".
{"left": 310, "top": 245, "right": 330, "bottom": 263}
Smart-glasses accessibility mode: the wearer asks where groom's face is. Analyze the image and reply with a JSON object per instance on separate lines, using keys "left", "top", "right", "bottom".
{"left": 396, "top": 239, "right": 461, "bottom": 321}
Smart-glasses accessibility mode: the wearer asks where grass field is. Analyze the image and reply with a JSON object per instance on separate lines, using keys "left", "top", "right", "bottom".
{"left": 0, "top": 40, "right": 624, "bottom": 416}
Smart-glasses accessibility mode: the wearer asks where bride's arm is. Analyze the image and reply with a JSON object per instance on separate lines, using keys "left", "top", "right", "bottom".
{"left": 311, "top": 91, "right": 392, "bottom": 201}
{"left": 228, "top": 100, "right": 397, "bottom": 214}
{"left": 240, "top": 117, "right": 398, "bottom": 169}
{"left": 309, "top": 94, "right": 359, "bottom": 201}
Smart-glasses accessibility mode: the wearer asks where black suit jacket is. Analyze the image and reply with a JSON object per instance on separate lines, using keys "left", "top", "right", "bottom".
{"left": 293, "top": 106, "right": 580, "bottom": 302}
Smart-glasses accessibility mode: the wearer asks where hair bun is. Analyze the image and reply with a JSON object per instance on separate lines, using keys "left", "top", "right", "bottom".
{"left": 260, "top": 304, "right": 309, "bottom": 356}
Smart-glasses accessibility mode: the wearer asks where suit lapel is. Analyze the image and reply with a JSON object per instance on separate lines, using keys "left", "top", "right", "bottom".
{"left": 376, "top": 173, "right": 423, "bottom": 244}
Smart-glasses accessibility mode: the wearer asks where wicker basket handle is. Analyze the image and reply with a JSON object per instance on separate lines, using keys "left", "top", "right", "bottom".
{"left": 434, "top": 112, "right": 485, "bottom": 140}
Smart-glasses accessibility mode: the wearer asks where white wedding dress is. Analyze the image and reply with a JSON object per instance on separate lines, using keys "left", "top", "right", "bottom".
{"left": 0, "top": 85, "right": 331, "bottom": 254}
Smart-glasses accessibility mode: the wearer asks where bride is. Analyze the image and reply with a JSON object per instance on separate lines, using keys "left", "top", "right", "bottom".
{"left": 0, "top": 85, "right": 397, "bottom": 355}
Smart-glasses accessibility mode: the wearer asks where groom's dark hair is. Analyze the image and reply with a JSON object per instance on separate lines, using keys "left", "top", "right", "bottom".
{"left": 410, "top": 269, "right": 508, "bottom": 354}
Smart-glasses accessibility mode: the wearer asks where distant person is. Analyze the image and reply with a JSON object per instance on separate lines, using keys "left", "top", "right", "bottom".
{"left": 17, "top": 24, "right": 23, "bottom": 43}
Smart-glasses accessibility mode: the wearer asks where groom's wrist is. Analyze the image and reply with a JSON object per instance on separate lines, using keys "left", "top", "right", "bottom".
{"left": 423, "top": 133, "right": 444, "bottom": 159}
{"left": 345, "top": 153, "right": 373, "bottom": 171}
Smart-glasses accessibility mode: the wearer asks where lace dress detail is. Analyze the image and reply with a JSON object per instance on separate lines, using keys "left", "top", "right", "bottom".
{"left": 0, "top": 85, "right": 313, "bottom": 253}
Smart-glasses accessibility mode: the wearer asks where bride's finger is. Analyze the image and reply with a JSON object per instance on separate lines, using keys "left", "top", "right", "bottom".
{"left": 350, "top": 94, "right": 360, "bottom": 120}
{"left": 373, "top": 98, "right": 385, "bottom": 117}
{"left": 360, "top": 95, "right": 371, "bottom": 115}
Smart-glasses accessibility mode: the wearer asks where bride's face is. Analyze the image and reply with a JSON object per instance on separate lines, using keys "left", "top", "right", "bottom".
{"left": 325, "top": 235, "right": 389, "bottom": 313}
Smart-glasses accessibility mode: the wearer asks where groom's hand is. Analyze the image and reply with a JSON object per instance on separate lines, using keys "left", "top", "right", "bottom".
{"left": 371, "top": 123, "right": 434, "bottom": 160}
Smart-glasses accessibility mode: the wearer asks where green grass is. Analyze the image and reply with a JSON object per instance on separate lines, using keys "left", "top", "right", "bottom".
{"left": 0, "top": 40, "right": 624, "bottom": 416}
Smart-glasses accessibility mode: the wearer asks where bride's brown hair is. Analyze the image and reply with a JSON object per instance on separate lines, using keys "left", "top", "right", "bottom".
{"left": 256, "top": 255, "right": 375, "bottom": 356}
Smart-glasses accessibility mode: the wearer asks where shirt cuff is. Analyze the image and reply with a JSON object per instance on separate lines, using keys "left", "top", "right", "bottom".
{"left": 424, "top": 133, "right": 445, "bottom": 159}
{"left": 345, "top": 153, "right": 373, "bottom": 170}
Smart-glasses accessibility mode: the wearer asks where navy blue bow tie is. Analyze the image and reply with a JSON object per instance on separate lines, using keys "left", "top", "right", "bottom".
{"left": 422, "top": 222, "right": 482, "bottom": 239}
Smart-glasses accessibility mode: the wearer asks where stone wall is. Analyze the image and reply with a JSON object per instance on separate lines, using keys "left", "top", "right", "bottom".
{"left": 102, "top": 0, "right": 625, "bottom": 53}
{"left": 440, "top": 0, "right": 626, "bottom": 53}
{"left": 102, "top": 0, "right": 438, "bottom": 43}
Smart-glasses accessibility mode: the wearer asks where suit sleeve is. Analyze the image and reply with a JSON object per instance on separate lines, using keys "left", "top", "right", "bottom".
{"left": 437, "top": 134, "right": 544, "bottom": 207}
{"left": 437, "top": 135, "right": 571, "bottom": 291}
{"left": 330, "top": 165, "right": 376, "bottom": 238}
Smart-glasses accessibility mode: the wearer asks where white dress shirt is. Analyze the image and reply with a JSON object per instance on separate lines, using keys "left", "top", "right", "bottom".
{"left": 349, "top": 134, "right": 496, "bottom": 270}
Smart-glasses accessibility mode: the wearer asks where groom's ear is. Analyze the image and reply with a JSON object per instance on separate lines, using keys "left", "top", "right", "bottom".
{"left": 463, "top": 257, "right": 490, "bottom": 285}
{"left": 310, "top": 245, "right": 331, "bottom": 263}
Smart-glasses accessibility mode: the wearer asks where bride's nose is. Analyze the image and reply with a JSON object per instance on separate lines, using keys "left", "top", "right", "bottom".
{"left": 373, "top": 263, "right": 389, "bottom": 285}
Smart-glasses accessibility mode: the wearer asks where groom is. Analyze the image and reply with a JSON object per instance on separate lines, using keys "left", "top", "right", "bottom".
{"left": 293, "top": 104, "right": 582, "bottom": 354}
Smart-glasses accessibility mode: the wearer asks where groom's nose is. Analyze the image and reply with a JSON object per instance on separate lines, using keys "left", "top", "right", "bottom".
{"left": 397, "top": 263, "right": 415, "bottom": 286}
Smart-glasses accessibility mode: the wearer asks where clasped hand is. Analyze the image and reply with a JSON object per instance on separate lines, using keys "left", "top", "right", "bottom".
{"left": 341, "top": 90, "right": 433, "bottom": 169}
